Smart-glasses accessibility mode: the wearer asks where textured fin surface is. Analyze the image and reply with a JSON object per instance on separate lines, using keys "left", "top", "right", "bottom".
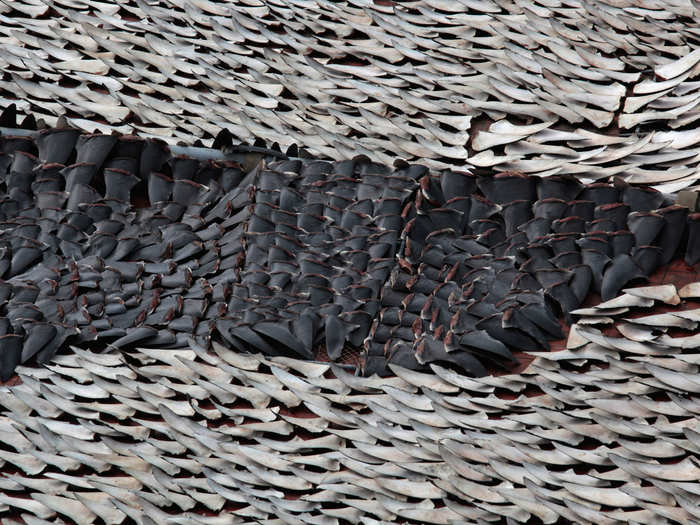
{"left": 0, "top": 125, "right": 698, "bottom": 378}
{"left": 0, "top": 284, "right": 698, "bottom": 522}
{"left": 0, "top": 2, "right": 697, "bottom": 181}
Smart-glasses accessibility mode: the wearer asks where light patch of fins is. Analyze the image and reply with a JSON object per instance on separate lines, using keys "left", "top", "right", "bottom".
{"left": 0, "top": 1, "right": 699, "bottom": 178}
{"left": 0, "top": 283, "right": 698, "bottom": 522}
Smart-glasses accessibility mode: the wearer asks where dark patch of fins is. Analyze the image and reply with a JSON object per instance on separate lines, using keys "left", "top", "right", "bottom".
{"left": 0, "top": 117, "right": 696, "bottom": 381}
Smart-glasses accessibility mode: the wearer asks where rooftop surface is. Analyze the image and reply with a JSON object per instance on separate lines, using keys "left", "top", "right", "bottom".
{"left": 1, "top": 0, "right": 700, "bottom": 523}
